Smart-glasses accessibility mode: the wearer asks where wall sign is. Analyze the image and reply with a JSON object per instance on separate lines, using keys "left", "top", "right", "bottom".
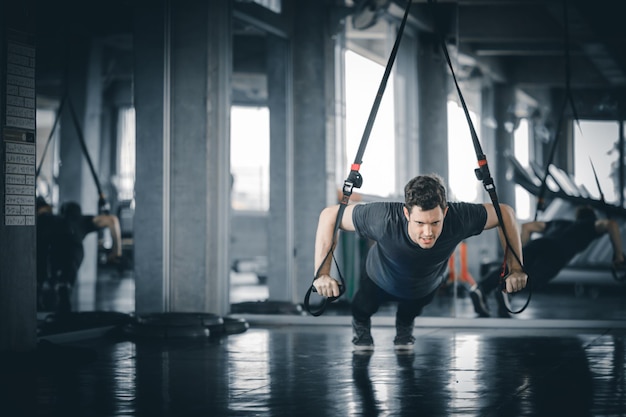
{"left": 3, "top": 29, "right": 36, "bottom": 226}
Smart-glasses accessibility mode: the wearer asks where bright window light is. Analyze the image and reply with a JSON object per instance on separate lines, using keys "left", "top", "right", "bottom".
{"left": 514, "top": 118, "right": 531, "bottom": 220}
{"left": 344, "top": 49, "right": 395, "bottom": 197}
{"left": 231, "top": 106, "right": 270, "bottom": 211}
{"left": 574, "top": 120, "right": 619, "bottom": 204}
{"left": 447, "top": 101, "right": 480, "bottom": 202}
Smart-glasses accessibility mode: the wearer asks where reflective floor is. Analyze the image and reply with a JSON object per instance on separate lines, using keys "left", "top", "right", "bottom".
{"left": 7, "top": 323, "right": 626, "bottom": 417}
{"left": 19, "top": 265, "right": 626, "bottom": 416}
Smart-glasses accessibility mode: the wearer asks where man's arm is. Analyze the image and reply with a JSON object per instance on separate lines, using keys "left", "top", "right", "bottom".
{"left": 313, "top": 204, "right": 357, "bottom": 297}
{"left": 92, "top": 214, "right": 122, "bottom": 260}
{"left": 482, "top": 203, "right": 527, "bottom": 293}
{"left": 520, "top": 221, "right": 546, "bottom": 245}
{"left": 594, "top": 219, "right": 625, "bottom": 264}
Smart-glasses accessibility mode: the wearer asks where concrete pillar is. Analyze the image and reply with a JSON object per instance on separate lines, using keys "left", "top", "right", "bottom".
{"left": 493, "top": 83, "right": 516, "bottom": 207}
{"left": 57, "top": 38, "right": 103, "bottom": 311}
{"left": 417, "top": 34, "right": 448, "bottom": 180}
{"left": 57, "top": 48, "right": 87, "bottom": 205}
{"left": 0, "top": 0, "right": 37, "bottom": 352}
{"left": 292, "top": 0, "right": 335, "bottom": 299}
{"left": 550, "top": 90, "right": 574, "bottom": 172}
{"left": 267, "top": 34, "right": 295, "bottom": 302}
{"left": 394, "top": 29, "right": 419, "bottom": 190}
{"left": 133, "top": 2, "right": 167, "bottom": 313}
{"left": 134, "top": 0, "right": 231, "bottom": 315}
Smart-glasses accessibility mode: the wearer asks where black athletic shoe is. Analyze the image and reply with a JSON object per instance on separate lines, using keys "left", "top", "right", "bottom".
{"left": 393, "top": 324, "right": 415, "bottom": 351}
{"left": 495, "top": 291, "right": 512, "bottom": 318}
{"left": 470, "top": 286, "right": 491, "bottom": 317}
{"left": 352, "top": 319, "right": 374, "bottom": 351}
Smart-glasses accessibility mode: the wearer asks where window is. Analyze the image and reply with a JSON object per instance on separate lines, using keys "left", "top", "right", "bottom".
{"left": 230, "top": 106, "right": 270, "bottom": 211}
{"left": 254, "top": 0, "right": 280, "bottom": 13}
{"left": 514, "top": 118, "right": 531, "bottom": 220}
{"left": 344, "top": 50, "right": 395, "bottom": 197}
{"left": 447, "top": 100, "right": 480, "bottom": 202}
{"left": 574, "top": 120, "right": 619, "bottom": 204}
{"left": 116, "top": 107, "right": 136, "bottom": 201}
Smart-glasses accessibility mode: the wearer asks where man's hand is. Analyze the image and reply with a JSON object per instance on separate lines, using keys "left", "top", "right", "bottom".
{"left": 503, "top": 270, "right": 527, "bottom": 293}
{"left": 313, "top": 274, "right": 341, "bottom": 298}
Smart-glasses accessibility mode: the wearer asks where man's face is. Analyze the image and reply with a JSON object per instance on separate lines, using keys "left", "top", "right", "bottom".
{"left": 403, "top": 205, "right": 448, "bottom": 249}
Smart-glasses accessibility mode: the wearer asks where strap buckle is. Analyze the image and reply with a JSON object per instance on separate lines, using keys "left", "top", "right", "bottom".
{"left": 342, "top": 170, "right": 363, "bottom": 200}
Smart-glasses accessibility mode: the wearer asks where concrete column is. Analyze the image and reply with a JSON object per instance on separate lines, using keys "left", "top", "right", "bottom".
{"left": 493, "top": 82, "right": 516, "bottom": 207}
{"left": 133, "top": 2, "right": 167, "bottom": 313}
{"left": 394, "top": 29, "right": 419, "bottom": 189}
{"left": 57, "top": 43, "right": 88, "bottom": 207}
{"left": 56, "top": 38, "right": 103, "bottom": 311}
{"left": 0, "top": 1, "right": 37, "bottom": 352}
{"left": 134, "top": 0, "right": 231, "bottom": 315}
{"left": 267, "top": 34, "right": 295, "bottom": 302}
{"left": 550, "top": 90, "right": 573, "bottom": 172}
{"left": 292, "top": 0, "right": 334, "bottom": 299}
{"left": 417, "top": 34, "right": 448, "bottom": 180}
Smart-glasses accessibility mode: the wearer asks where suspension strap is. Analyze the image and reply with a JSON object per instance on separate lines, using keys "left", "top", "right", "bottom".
{"left": 535, "top": 0, "right": 582, "bottom": 220}
{"left": 303, "top": 0, "right": 412, "bottom": 316}
{"left": 36, "top": 94, "right": 66, "bottom": 178}
{"left": 35, "top": 90, "right": 110, "bottom": 214}
{"left": 67, "top": 97, "right": 111, "bottom": 214}
{"left": 589, "top": 158, "right": 608, "bottom": 213}
{"left": 428, "top": 0, "right": 530, "bottom": 313}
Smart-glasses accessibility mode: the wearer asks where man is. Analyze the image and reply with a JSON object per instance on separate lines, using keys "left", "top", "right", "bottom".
{"left": 313, "top": 174, "right": 527, "bottom": 351}
{"left": 37, "top": 197, "right": 67, "bottom": 310}
{"left": 37, "top": 199, "right": 122, "bottom": 313}
{"left": 470, "top": 205, "right": 625, "bottom": 318}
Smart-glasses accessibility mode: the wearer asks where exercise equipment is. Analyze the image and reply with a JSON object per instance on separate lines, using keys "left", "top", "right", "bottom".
{"left": 509, "top": 154, "right": 626, "bottom": 283}
{"left": 38, "top": 311, "right": 133, "bottom": 337}
{"left": 428, "top": 0, "right": 530, "bottom": 314}
{"left": 508, "top": 153, "right": 626, "bottom": 218}
{"left": 124, "top": 312, "right": 219, "bottom": 339}
{"left": 36, "top": 91, "right": 111, "bottom": 214}
{"left": 122, "top": 312, "right": 250, "bottom": 339}
{"left": 303, "top": 0, "right": 413, "bottom": 316}
{"left": 534, "top": 0, "right": 582, "bottom": 221}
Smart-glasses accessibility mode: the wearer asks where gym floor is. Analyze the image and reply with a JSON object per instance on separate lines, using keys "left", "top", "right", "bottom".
{"left": 14, "top": 266, "right": 626, "bottom": 416}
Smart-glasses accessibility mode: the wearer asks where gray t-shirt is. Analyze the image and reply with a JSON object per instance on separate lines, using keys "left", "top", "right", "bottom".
{"left": 352, "top": 201, "right": 487, "bottom": 299}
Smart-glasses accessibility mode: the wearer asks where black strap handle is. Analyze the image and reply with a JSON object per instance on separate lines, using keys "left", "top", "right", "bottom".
{"left": 304, "top": 240, "right": 347, "bottom": 317}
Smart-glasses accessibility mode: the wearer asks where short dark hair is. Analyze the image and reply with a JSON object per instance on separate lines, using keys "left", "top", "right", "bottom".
{"left": 404, "top": 174, "right": 447, "bottom": 211}
{"left": 575, "top": 205, "right": 596, "bottom": 221}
